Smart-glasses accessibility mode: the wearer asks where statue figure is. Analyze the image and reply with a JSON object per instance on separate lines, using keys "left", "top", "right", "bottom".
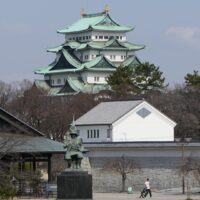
{"left": 64, "top": 120, "right": 88, "bottom": 169}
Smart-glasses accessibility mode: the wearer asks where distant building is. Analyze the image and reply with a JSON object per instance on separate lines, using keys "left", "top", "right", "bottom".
{"left": 34, "top": 8, "right": 144, "bottom": 96}
{"left": 75, "top": 100, "right": 177, "bottom": 142}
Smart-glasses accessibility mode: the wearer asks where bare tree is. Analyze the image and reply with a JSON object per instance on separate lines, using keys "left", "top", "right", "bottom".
{"left": 104, "top": 155, "right": 139, "bottom": 192}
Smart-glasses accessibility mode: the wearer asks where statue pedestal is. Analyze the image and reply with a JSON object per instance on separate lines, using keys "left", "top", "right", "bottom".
{"left": 57, "top": 170, "right": 92, "bottom": 200}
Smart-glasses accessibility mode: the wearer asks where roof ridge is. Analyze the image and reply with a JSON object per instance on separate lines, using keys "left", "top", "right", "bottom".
{"left": 82, "top": 12, "right": 106, "bottom": 18}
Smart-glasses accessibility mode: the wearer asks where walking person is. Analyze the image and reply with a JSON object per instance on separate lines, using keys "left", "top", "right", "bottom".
{"left": 145, "top": 178, "right": 152, "bottom": 197}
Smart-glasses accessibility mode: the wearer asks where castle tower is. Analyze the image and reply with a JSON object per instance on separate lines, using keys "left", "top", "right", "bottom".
{"left": 34, "top": 8, "right": 145, "bottom": 96}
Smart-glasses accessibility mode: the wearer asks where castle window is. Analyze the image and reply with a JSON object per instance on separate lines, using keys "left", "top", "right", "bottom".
{"left": 104, "top": 36, "right": 108, "bottom": 39}
{"left": 95, "top": 36, "right": 98, "bottom": 39}
{"left": 94, "top": 77, "right": 99, "bottom": 82}
{"left": 87, "top": 130, "right": 90, "bottom": 138}
{"left": 57, "top": 79, "right": 61, "bottom": 84}
{"left": 99, "top": 36, "right": 103, "bottom": 39}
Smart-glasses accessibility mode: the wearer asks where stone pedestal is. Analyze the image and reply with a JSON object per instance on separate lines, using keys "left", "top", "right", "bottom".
{"left": 57, "top": 171, "right": 92, "bottom": 200}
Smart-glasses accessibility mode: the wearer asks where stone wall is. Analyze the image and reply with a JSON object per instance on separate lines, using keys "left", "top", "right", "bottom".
{"left": 82, "top": 142, "right": 200, "bottom": 192}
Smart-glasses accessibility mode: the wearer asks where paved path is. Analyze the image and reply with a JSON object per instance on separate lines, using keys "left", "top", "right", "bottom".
{"left": 94, "top": 192, "right": 200, "bottom": 200}
{"left": 18, "top": 192, "right": 200, "bottom": 200}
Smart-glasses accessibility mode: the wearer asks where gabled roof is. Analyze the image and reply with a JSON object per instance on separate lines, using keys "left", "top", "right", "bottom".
{"left": 75, "top": 100, "right": 143, "bottom": 125}
{"left": 0, "top": 107, "right": 44, "bottom": 136}
{"left": 34, "top": 49, "right": 83, "bottom": 75}
{"left": 57, "top": 12, "right": 133, "bottom": 34}
{"left": 84, "top": 55, "right": 116, "bottom": 71}
{"left": 0, "top": 107, "right": 65, "bottom": 154}
{"left": 34, "top": 77, "right": 110, "bottom": 96}
{"left": 75, "top": 100, "right": 177, "bottom": 126}
{"left": 35, "top": 50, "right": 116, "bottom": 75}
{"left": 122, "top": 56, "right": 141, "bottom": 68}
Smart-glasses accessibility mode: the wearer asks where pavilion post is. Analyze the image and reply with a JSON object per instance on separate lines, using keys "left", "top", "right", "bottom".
{"left": 47, "top": 155, "right": 52, "bottom": 183}
{"left": 33, "top": 156, "right": 36, "bottom": 171}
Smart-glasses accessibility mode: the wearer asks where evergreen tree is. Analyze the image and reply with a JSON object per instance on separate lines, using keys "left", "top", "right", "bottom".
{"left": 107, "top": 65, "right": 138, "bottom": 96}
{"left": 184, "top": 70, "right": 200, "bottom": 87}
{"left": 133, "top": 62, "right": 167, "bottom": 94}
{"left": 107, "top": 62, "right": 167, "bottom": 96}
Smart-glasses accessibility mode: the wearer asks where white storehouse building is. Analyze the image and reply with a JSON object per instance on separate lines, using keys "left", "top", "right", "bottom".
{"left": 75, "top": 100, "right": 177, "bottom": 142}
{"left": 74, "top": 100, "right": 200, "bottom": 192}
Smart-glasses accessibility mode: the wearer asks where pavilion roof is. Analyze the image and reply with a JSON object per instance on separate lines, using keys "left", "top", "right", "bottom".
{"left": 57, "top": 12, "right": 133, "bottom": 34}
{"left": 0, "top": 108, "right": 65, "bottom": 154}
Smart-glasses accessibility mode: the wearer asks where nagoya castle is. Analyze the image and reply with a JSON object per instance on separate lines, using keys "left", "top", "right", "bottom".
{"left": 34, "top": 6, "right": 145, "bottom": 96}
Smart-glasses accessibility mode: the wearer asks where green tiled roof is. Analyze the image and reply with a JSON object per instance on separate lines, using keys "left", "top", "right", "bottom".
{"left": 35, "top": 47, "right": 116, "bottom": 75}
{"left": 47, "top": 39, "right": 145, "bottom": 53}
{"left": 35, "top": 49, "right": 83, "bottom": 75}
{"left": 84, "top": 55, "right": 116, "bottom": 71}
{"left": 122, "top": 56, "right": 141, "bottom": 68}
{"left": 57, "top": 12, "right": 133, "bottom": 34}
{"left": 34, "top": 78, "right": 110, "bottom": 96}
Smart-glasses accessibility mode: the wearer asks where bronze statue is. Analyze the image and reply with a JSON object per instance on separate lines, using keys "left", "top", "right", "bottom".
{"left": 64, "top": 120, "right": 88, "bottom": 169}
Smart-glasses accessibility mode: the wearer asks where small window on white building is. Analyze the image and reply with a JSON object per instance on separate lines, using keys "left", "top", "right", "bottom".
{"left": 83, "top": 36, "right": 85, "bottom": 40}
{"left": 90, "top": 130, "right": 93, "bottom": 138}
{"left": 116, "top": 36, "right": 119, "bottom": 39}
{"left": 85, "top": 55, "right": 89, "bottom": 60}
{"left": 88, "top": 36, "right": 91, "bottom": 39}
{"left": 104, "top": 36, "right": 108, "bottom": 39}
{"left": 110, "top": 55, "right": 113, "bottom": 59}
{"left": 99, "top": 36, "right": 103, "bottom": 39}
{"left": 97, "top": 130, "right": 99, "bottom": 138}
{"left": 94, "top": 130, "right": 96, "bottom": 138}
{"left": 86, "top": 36, "right": 88, "bottom": 39}
{"left": 87, "top": 130, "right": 90, "bottom": 138}
{"left": 107, "top": 129, "right": 111, "bottom": 138}
{"left": 137, "top": 107, "right": 151, "bottom": 118}
{"left": 95, "top": 36, "right": 98, "bottom": 39}
{"left": 51, "top": 79, "right": 54, "bottom": 84}
{"left": 113, "top": 55, "right": 116, "bottom": 60}
{"left": 120, "top": 36, "right": 122, "bottom": 40}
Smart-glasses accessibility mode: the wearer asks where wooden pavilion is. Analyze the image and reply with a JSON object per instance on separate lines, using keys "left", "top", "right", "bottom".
{"left": 0, "top": 107, "right": 65, "bottom": 183}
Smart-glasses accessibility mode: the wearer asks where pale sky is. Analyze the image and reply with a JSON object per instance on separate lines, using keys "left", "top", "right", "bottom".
{"left": 0, "top": 0, "right": 200, "bottom": 86}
